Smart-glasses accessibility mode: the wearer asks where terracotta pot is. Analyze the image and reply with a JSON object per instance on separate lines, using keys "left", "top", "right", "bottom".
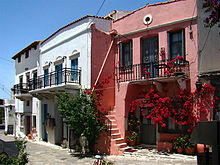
{"left": 197, "top": 144, "right": 209, "bottom": 154}
{"left": 177, "top": 148, "right": 183, "bottom": 154}
{"left": 128, "top": 140, "right": 136, "bottom": 146}
{"left": 185, "top": 147, "right": 196, "bottom": 155}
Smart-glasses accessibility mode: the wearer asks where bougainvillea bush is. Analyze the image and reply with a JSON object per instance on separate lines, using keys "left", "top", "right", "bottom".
{"left": 128, "top": 83, "right": 216, "bottom": 134}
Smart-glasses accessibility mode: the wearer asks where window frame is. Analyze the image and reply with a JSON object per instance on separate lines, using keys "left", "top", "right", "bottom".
{"left": 25, "top": 51, "right": 29, "bottom": 59}
{"left": 168, "top": 29, "right": 185, "bottom": 60}
{"left": 119, "top": 40, "right": 133, "bottom": 71}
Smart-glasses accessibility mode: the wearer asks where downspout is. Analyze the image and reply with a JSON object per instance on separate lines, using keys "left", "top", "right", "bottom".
{"left": 92, "top": 39, "right": 114, "bottom": 92}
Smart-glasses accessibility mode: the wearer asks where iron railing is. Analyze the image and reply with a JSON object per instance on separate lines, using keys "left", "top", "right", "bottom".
{"left": 116, "top": 59, "right": 189, "bottom": 82}
{"left": 14, "top": 68, "right": 81, "bottom": 94}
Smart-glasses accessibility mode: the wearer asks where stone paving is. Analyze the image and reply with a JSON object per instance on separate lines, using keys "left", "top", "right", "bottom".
{"left": 0, "top": 131, "right": 197, "bottom": 165}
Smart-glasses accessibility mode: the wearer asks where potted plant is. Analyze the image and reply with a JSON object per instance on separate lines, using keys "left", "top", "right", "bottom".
{"left": 173, "top": 134, "right": 195, "bottom": 154}
{"left": 126, "top": 132, "right": 138, "bottom": 146}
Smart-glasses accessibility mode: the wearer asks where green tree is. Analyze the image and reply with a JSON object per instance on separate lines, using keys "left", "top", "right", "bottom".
{"left": 56, "top": 91, "right": 105, "bottom": 151}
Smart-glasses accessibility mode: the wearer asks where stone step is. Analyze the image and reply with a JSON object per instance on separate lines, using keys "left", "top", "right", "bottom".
{"left": 108, "top": 111, "right": 116, "bottom": 115}
{"left": 108, "top": 119, "right": 117, "bottom": 124}
{"left": 111, "top": 123, "right": 117, "bottom": 129}
{"left": 106, "top": 115, "right": 115, "bottom": 119}
{"left": 121, "top": 146, "right": 133, "bottom": 152}
{"left": 114, "top": 138, "right": 125, "bottom": 144}
{"left": 110, "top": 128, "right": 119, "bottom": 134}
{"left": 116, "top": 143, "right": 127, "bottom": 148}
{"left": 111, "top": 133, "right": 121, "bottom": 139}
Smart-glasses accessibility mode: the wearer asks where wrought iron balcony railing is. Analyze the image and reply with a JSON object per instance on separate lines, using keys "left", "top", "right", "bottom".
{"left": 116, "top": 59, "right": 189, "bottom": 82}
{"left": 13, "top": 68, "right": 81, "bottom": 94}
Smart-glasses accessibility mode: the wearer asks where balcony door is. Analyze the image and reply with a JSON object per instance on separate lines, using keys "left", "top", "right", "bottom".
{"left": 71, "top": 58, "right": 78, "bottom": 81}
{"left": 44, "top": 68, "right": 49, "bottom": 87}
{"left": 55, "top": 64, "right": 62, "bottom": 85}
{"left": 141, "top": 36, "right": 159, "bottom": 78}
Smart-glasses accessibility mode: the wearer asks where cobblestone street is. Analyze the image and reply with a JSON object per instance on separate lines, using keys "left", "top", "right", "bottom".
{"left": 0, "top": 130, "right": 197, "bottom": 165}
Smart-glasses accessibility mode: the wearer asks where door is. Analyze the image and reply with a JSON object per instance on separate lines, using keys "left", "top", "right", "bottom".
{"left": 43, "top": 104, "right": 48, "bottom": 142}
{"left": 55, "top": 64, "right": 62, "bottom": 85}
{"left": 140, "top": 108, "right": 156, "bottom": 145}
{"left": 33, "top": 72, "right": 37, "bottom": 89}
{"left": 44, "top": 69, "right": 49, "bottom": 87}
{"left": 71, "top": 59, "right": 78, "bottom": 81}
{"left": 25, "top": 116, "right": 31, "bottom": 135}
{"left": 142, "top": 36, "right": 159, "bottom": 79}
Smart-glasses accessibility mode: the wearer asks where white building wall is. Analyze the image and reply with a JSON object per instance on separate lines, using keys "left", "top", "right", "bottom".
{"left": 15, "top": 46, "right": 40, "bottom": 76}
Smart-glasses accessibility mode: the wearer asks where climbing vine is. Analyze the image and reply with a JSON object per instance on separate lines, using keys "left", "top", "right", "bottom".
{"left": 128, "top": 83, "right": 216, "bottom": 134}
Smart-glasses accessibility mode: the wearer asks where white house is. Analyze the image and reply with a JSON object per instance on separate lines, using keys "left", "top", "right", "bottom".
{"left": 12, "top": 15, "right": 113, "bottom": 147}
{"left": 12, "top": 41, "right": 41, "bottom": 139}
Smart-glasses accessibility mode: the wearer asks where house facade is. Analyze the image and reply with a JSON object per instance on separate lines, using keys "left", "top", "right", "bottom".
{"left": 107, "top": 0, "right": 216, "bottom": 152}
{"left": 12, "top": 15, "right": 115, "bottom": 147}
{"left": 11, "top": 0, "right": 218, "bottom": 155}
{"left": 12, "top": 41, "right": 41, "bottom": 139}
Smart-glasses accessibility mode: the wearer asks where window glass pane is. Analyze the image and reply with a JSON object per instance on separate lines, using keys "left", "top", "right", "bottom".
{"left": 120, "top": 41, "right": 132, "bottom": 69}
{"left": 55, "top": 64, "right": 62, "bottom": 84}
{"left": 71, "top": 59, "right": 78, "bottom": 81}
{"left": 169, "top": 30, "right": 184, "bottom": 59}
{"left": 44, "top": 69, "right": 49, "bottom": 86}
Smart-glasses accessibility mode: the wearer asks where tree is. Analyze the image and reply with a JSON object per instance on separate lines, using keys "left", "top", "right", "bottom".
{"left": 56, "top": 91, "right": 106, "bottom": 151}
{"left": 203, "top": 0, "right": 220, "bottom": 27}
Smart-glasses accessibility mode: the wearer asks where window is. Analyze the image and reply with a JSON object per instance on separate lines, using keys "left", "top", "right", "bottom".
{"left": 119, "top": 40, "right": 133, "bottom": 69}
{"left": 19, "top": 76, "right": 23, "bottom": 89}
{"left": 55, "top": 64, "right": 62, "bottom": 85}
{"left": 26, "top": 73, "right": 30, "bottom": 89}
{"left": 158, "top": 117, "right": 188, "bottom": 134}
{"left": 18, "top": 56, "right": 21, "bottom": 63}
{"left": 71, "top": 58, "right": 78, "bottom": 81}
{"left": 168, "top": 30, "right": 185, "bottom": 60}
{"left": 33, "top": 71, "right": 37, "bottom": 90}
{"left": 44, "top": 68, "right": 49, "bottom": 87}
{"left": 25, "top": 51, "right": 29, "bottom": 59}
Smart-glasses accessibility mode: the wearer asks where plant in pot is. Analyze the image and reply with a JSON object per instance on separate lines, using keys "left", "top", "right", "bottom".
{"left": 173, "top": 134, "right": 195, "bottom": 154}
{"left": 126, "top": 132, "right": 138, "bottom": 146}
{"left": 184, "top": 135, "right": 196, "bottom": 155}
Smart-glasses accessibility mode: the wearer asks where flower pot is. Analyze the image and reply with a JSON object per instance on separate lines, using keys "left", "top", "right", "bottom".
{"left": 185, "top": 147, "right": 196, "bottom": 155}
{"left": 128, "top": 140, "right": 136, "bottom": 146}
{"left": 177, "top": 148, "right": 183, "bottom": 154}
{"left": 197, "top": 144, "right": 209, "bottom": 154}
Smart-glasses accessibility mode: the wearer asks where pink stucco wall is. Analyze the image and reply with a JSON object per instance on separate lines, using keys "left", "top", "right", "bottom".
{"left": 91, "top": 24, "right": 115, "bottom": 112}
{"left": 112, "top": 0, "right": 199, "bottom": 141}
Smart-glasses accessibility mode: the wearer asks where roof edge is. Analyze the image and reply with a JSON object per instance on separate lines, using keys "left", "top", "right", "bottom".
{"left": 41, "top": 15, "right": 107, "bottom": 45}
{"left": 12, "top": 41, "right": 41, "bottom": 60}
{"left": 113, "top": 0, "right": 182, "bottom": 22}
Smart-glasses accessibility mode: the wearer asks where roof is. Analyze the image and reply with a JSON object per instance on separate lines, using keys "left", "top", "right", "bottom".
{"left": 12, "top": 41, "right": 41, "bottom": 60}
{"left": 113, "top": 0, "right": 182, "bottom": 22}
{"left": 41, "top": 15, "right": 107, "bottom": 45}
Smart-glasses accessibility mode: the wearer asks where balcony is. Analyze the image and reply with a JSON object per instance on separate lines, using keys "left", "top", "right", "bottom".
{"left": 116, "top": 59, "right": 189, "bottom": 83}
{"left": 14, "top": 68, "right": 81, "bottom": 95}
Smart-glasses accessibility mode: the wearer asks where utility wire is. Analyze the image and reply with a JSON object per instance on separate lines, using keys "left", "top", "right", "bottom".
{"left": 87, "top": 0, "right": 107, "bottom": 28}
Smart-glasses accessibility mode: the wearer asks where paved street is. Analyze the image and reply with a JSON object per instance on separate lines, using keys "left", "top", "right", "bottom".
{"left": 0, "top": 129, "right": 197, "bottom": 165}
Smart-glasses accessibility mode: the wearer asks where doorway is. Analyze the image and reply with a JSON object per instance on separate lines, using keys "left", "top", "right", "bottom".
{"left": 42, "top": 104, "right": 48, "bottom": 142}
{"left": 140, "top": 107, "right": 156, "bottom": 145}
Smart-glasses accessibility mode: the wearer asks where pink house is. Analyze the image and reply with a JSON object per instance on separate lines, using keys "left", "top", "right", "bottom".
{"left": 95, "top": 0, "right": 217, "bottom": 155}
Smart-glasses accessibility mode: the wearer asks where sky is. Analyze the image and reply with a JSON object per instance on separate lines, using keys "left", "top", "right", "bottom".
{"left": 0, "top": 0, "right": 166, "bottom": 99}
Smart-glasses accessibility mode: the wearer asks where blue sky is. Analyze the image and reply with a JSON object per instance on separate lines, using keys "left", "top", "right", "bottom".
{"left": 0, "top": 0, "right": 165, "bottom": 99}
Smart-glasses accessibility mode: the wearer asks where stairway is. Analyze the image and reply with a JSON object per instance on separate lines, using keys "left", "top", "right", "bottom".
{"left": 106, "top": 111, "right": 131, "bottom": 154}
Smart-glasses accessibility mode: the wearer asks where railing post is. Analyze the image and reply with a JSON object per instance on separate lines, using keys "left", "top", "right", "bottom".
{"left": 79, "top": 69, "right": 81, "bottom": 85}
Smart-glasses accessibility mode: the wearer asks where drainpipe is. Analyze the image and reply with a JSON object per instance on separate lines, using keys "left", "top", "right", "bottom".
{"left": 92, "top": 39, "right": 114, "bottom": 92}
